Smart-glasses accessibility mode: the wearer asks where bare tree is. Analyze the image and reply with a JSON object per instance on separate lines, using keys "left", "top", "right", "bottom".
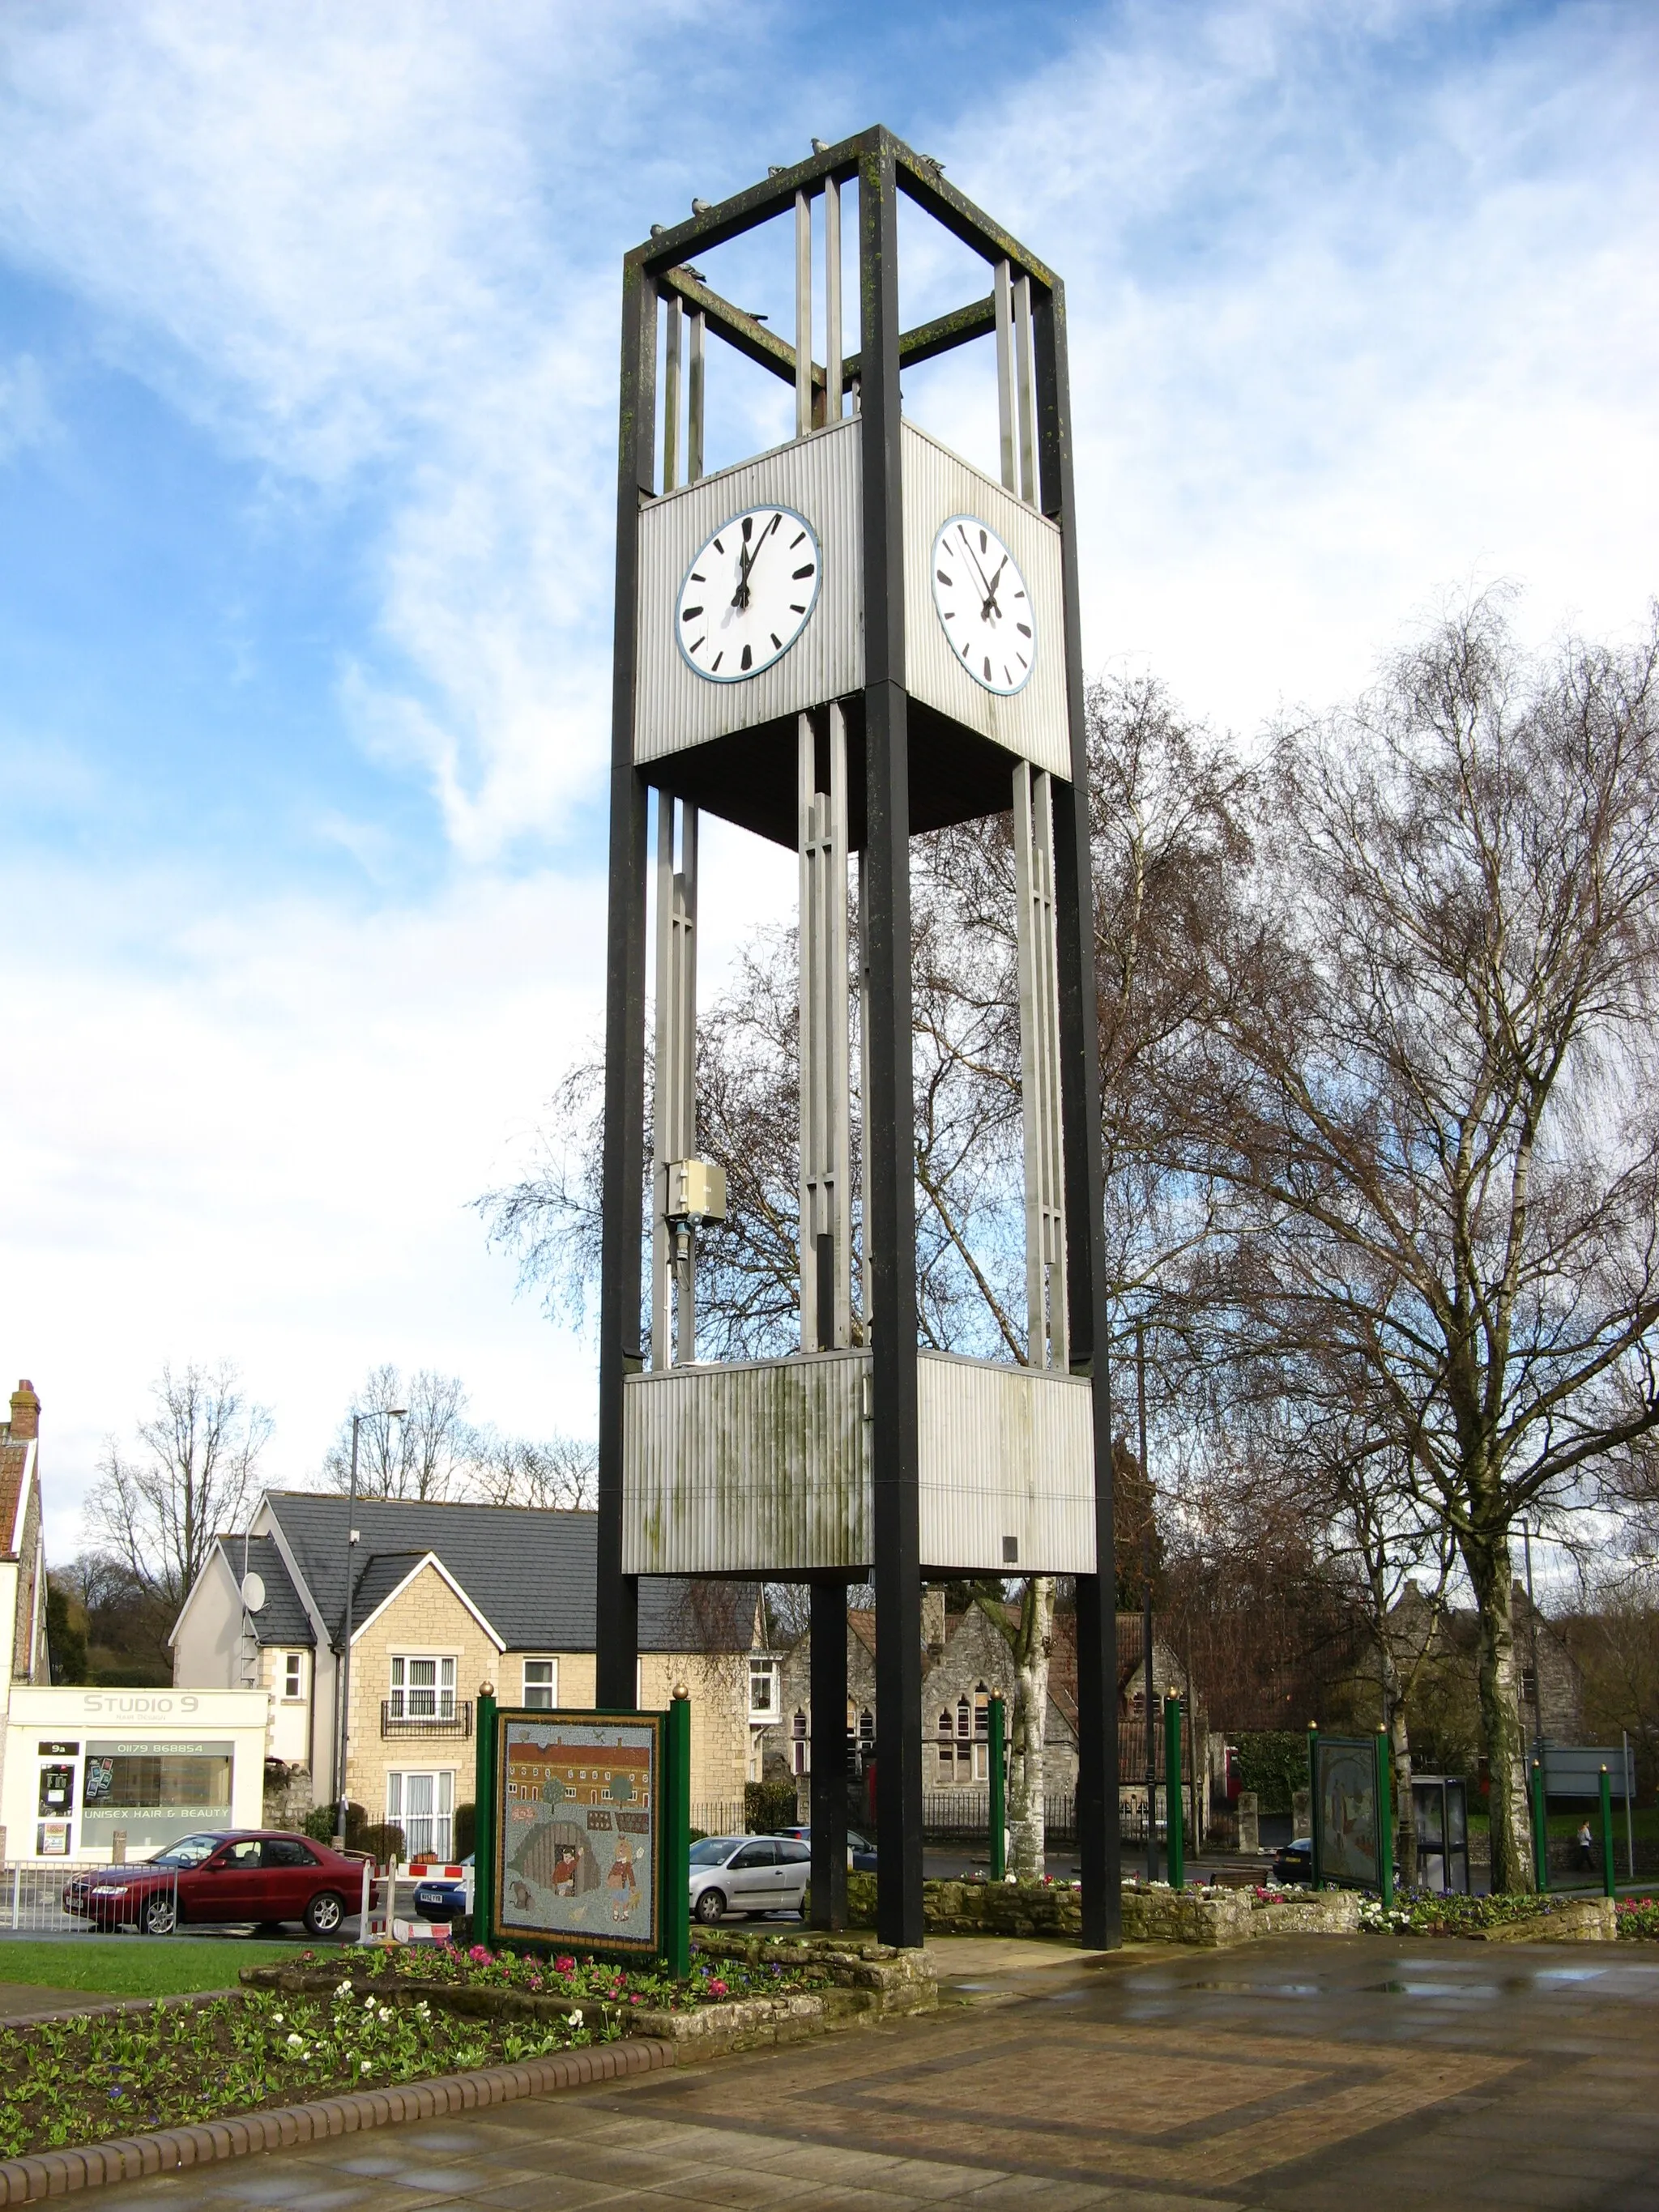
{"left": 321, "top": 1366, "right": 471, "bottom": 1501}
{"left": 88, "top": 1362, "right": 272, "bottom": 1613}
{"left": 1166, "top": 595, "right": 1659, "bottom": 1890}
{"left": 465, "top": 1430, "right": 597, "bottom": 1511}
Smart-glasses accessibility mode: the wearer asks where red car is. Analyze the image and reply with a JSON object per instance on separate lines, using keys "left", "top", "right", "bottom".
{"left": 62, "top": 1829, "right": 365, "bottom": 1937}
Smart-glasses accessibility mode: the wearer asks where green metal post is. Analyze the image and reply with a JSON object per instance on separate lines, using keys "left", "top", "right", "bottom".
{"left": 664, "top": 1690, "right": 691, "bottom": 1975}
{"left": 1531, "top": 1758, "right": 1549, "bottom": 1894}
{"left": 1164, "top": 1694, "right": 1184, "bottom": 1890}
{"left": 1375, "top": 1728, "right": 1394, "bottom": 1907}
{"left": 1307, "top": 1724, "right": 1321, "bottom": 1889}
{"left": 473, "top": 1685, "right": 498, "bottom": 1950}
{"left": 988, "top": 1695, "right": 1006, "bottom": 1882}
{"left": 1600, "top": 1766, "right": 1616, "bottom": 1900}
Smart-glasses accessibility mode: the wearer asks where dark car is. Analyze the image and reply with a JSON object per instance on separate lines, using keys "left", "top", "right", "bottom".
{"left": 63, "top": 1829, "right": 364, "bottom": 1937}
{"left": 1271, "top": 1838, "right": 1313, "bottom": 1885}
{"left": 412, "top": 1858, "right": 474, "bottom": 1923}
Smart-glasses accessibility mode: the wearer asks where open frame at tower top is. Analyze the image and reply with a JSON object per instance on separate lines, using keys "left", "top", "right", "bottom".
{"left": 595, "top": 124, "right": 1121, "bottom": 1950}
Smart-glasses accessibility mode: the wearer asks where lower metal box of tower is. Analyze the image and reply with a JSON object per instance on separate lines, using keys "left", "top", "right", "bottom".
{"left": 621, "top": 1347, "right": 1095, "bottom": 1576}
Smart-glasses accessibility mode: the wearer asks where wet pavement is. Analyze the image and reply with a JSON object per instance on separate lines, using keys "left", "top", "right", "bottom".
{"left": 66, "top": 1935, "right": 1659, "bottom": 2210}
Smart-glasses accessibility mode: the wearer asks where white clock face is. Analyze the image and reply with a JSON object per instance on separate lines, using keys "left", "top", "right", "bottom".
{"left": 930, "top": 514, "right": 1034, "bottom": 696}
{"left": 676, "top": 505, "right": 821, "bottom": 682}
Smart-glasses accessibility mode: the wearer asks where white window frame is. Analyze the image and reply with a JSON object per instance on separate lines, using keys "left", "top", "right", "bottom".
{"left": 522, "top": 1657, "right": 558, "bottom": 1709}
{"left": 748, "top": 1657, "right": 780, "bottom": 1724}
{"left": 389, "top": 1654, "right": 458, "bottom": 1721}
{"left": 386, "top": 1769, "right": 455, "bottom": 1860}
{"left": 281, "top": 1652, "right": 306, "bottom": 1703}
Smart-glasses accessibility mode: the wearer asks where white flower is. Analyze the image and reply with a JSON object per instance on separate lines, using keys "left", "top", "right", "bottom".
{"left": 286, "top": 2033, "right": 304, "bottom": 2049}
{"left": 336, "top": 1980, "right": 353, "bottom": 1997}
{"left": 365, "top": 1993, "right": 377, "bottom": 2010}
{"left": 377, "top": 2009, "right": 392, "bottom": 2024}
{"left": 360, "top": 2061, "right": 373, "bottom": 2074}
{"left": 271, "top": 2014, "right": 284, "bottom": 2025}
{"left": 569, "top": 2010, "right": 583, "bottom": 2028}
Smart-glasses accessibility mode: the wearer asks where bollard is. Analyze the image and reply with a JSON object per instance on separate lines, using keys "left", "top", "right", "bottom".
{"left": 664, "top": 1686, "right": 691, "bottom": 1979}
{"left": 988, "top": 1696, "right": 1006, "bottom": 1882}
{"left": 1531, "top": 1758, "right": 1550, "bottom": 1894}
{"left": 1164, "top": 1694, "right": 1184, "bottom": 1890}
{"left": 1600, "top": 1767, "right": 1616, "bottom": 1900}
{"left": 111, "top": 1831, "right": 126, "bottom": 1865}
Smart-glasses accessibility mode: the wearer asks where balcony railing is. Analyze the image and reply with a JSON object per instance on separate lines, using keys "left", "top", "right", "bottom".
{"left": 380, "top": 1698, "right": 473, "bottom": 1740}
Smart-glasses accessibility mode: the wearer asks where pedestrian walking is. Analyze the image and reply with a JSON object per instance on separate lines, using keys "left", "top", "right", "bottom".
{"left": 1576, "top": 1820, "right": 1594, "bottom": 1872}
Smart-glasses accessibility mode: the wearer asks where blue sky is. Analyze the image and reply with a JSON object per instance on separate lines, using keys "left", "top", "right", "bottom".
{"left": 2, "top": 1, "right": 1655, "bottom": 1566}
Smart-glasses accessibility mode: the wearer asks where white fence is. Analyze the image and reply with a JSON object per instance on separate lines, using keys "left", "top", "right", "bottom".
{"left": 0, "top": 1860, "right": 179, "bottom": 1935}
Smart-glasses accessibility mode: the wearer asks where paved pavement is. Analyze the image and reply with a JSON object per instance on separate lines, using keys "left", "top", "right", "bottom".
{"left": 68, "top": 1934, "right": 1659, "bottom": 2210}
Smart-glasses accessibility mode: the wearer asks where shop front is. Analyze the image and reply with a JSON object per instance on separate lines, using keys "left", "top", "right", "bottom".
{"left": 0, "top": 1689, "right": 269, "bottom": 1862}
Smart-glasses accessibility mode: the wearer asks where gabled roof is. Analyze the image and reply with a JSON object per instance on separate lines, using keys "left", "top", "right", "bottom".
{"left": 213, "top": 1535, "right": 313, "bottom": 1647}
{"left": 346, "top": 1549, "right": 505, "bottom": 1650}
{"left": 258, "top": 1492, "right": 758, "bottom": 1655}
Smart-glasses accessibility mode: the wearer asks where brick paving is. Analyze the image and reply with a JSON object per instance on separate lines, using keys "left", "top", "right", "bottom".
{"left": 58, "top": 1937, "right": 1659, "bottom": 2210}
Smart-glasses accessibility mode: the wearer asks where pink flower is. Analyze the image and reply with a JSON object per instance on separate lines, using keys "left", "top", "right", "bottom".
{"left": 468, "top": 1945, "right": 493, "bottom": 1965}
{"left": 707, "top": 1978, "right": 728, "bottom": 1997}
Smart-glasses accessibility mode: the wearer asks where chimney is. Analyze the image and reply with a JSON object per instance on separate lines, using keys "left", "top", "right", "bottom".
{"left": 921, "top": 1587, "right": 945, "bottom": 1658}
{"left": 8, "top": 1383, "right": 39, "bottom": 1442}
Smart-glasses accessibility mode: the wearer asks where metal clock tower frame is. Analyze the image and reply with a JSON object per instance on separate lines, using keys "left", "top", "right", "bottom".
{"left": 596, "top": 125, "right": 1120, "bottom": 1950}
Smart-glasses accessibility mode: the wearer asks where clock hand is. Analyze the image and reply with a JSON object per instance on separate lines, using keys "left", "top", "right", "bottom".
{"left": 979, "top": 553, "right": 1009, "bottom": 623}
{"left": 957, "top": 525, "right": 1004, "bottom": 619}
{"left": 731, "top": 511, "right": 782, "bottom": 611}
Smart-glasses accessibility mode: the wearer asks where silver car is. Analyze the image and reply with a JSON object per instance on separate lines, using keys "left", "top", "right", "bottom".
{"left": 689, "top": 1835, "right": 811, "bottom": 1924}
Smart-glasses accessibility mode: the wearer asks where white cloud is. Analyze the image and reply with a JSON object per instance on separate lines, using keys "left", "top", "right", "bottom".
{"left": 0, "top": 858, "right": 608, "bottom": 1562}
{"left": 915, "top": 1, "right": 1659, "bottom": 726}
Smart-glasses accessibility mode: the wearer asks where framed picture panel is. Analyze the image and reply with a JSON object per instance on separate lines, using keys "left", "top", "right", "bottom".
{"left": 492, "top": 1709, "right": 662, "bottom": 1955}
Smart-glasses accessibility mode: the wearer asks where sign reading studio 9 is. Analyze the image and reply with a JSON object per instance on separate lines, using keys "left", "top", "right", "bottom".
{"left": 493, "top": 1712, "right": 661, "bottom": 1954}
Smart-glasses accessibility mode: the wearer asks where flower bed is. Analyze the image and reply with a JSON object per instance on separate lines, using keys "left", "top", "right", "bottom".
{"left": 1616, "top": 1897, "right": 1659, "bottom": 1939}
{"left": 0, "top": 1980, "right": 603, "bottom": 2163}
{"left": 1358, "top": 1891, "right": 1615, "bottom": 1941}
{"left": 249, "top": 1941, "right": 834, "bottom": 2023}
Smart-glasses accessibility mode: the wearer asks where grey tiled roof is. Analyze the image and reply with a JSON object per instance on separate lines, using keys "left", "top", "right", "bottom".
{"left": 214, "top": 1534, "right": 313, "bottom": 1647}
{"left": 260, "top": 1493, "right": 758, "bottom": 1655}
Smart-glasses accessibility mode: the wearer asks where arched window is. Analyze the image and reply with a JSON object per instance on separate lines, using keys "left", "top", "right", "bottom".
{"left": 937, "top": 1711, "right": 954, "bottom": 1777}
{"left": 973, "top": 1686, "right": 991, "bottom": 1780}
{"left": 791, "top": 1708, "right": 808, "bottom": 1776}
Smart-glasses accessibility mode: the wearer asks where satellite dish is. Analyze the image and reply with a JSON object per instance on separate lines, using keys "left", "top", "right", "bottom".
{"left": 241, "top": 1571, "right": 266, "bottom": 1614}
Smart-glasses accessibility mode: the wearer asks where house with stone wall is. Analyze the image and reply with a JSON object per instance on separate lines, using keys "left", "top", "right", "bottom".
{"left": 172, "top": 1492, "right": 769, "bottom": 1854}
{"left": 758, "top": 1590, "right": 1201, "bottom": 1830}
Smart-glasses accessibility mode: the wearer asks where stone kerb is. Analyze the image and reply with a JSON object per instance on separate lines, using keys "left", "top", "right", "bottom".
{"left": 1470, "top": 1895, "right": 1616, "bottom": 1943}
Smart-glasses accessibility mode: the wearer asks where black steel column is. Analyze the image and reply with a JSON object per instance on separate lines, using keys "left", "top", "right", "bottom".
{"left": 808, "top": 1580, "right": 849, "bottom": 1929}
{"left": 860, "top": 138, "right": 924, "bottom": 1951}
{"left": 596, "top": 257, "right": 657, "bottom": 1711}
{"left": 1035, "top": 273, "right": 1120, "bottom": 1948}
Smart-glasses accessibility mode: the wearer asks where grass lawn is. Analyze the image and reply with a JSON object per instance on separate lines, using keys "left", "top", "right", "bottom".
{"left": 0, "top": 1939, "right": 311, "bottom": 1999}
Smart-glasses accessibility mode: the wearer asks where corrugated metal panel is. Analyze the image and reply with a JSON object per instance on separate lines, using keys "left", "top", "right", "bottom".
{"left": 900, "top": 421, "right": 1072, "bottom": 782}
{"left": 622, "top": 1346, "right": 1095, "bottom": 1577}
{"left": 622, "top": 1351, "right": 871, "bottom": 1574}
{"left": 917, "top": 1352, "right": 1095, "bottom": 1575}
{"left": 634, "top": 422, "right": 863, "bottom": 765}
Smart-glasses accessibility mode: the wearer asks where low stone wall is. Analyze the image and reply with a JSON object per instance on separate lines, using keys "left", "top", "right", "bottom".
{"left": 242, "top": 1935, "right": 936, "bottom": 2056}
{"left": 1470, "top": 1896, "right": 1616, "bottom": 1943}
{"left": 842, "top": 1873, "right": 1361, "bottom": 1947}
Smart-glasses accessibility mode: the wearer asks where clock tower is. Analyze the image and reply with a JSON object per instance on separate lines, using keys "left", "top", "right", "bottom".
{"left": 596, "top": 126, "right": 1120, "bottom": 1949}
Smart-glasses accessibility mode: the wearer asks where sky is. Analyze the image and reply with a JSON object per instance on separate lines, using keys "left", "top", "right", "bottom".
{"left": 1, "top": 0, "right": 1655, "bottom": 1575}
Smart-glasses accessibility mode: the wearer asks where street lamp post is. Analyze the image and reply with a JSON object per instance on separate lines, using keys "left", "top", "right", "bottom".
{"left": 334, "top": 1405, "right": 404, "bottom": 1852}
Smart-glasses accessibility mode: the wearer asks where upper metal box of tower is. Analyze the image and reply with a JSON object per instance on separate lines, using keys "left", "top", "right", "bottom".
{"left": 633, "top": 418, "right": 1068, "bottom": 781}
